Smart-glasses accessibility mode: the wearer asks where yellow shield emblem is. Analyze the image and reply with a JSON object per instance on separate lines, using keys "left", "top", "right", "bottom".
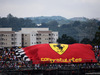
{"left": 49, "top": 43, "right": 68, "bottom": 55}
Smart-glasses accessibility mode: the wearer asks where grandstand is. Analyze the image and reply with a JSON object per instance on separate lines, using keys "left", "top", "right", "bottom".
{"left": 0, "top": 45, "right": 100, "bottom": 75}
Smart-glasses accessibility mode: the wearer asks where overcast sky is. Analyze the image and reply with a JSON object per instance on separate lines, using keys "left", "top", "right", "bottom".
{"left": 0, "top": 0, "right": 100, "bottom": 19}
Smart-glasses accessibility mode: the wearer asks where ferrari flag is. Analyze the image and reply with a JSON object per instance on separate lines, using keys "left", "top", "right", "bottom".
{"left": 15, "top": 43, "right": 97, "bottom": 64}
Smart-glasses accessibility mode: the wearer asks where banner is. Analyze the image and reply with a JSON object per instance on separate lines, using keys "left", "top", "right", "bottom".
{"left": 16, "top": 43, "right": 97, "bottom": 64}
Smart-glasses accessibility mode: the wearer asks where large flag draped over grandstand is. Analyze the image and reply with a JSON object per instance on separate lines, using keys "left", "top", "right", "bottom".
{"left": 15, "top": 43, "right": 97, "bottom": 64}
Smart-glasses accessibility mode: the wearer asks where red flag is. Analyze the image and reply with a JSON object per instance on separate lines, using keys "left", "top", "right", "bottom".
{"left": 16, "top": 43, "right": 97, "bottom": 64}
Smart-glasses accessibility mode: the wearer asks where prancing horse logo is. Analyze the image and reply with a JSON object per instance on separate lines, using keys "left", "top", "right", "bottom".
{"left": 49, "top": 43, "right": 68, "bottom": 55}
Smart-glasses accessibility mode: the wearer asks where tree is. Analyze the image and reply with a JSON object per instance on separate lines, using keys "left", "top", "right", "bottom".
{"left": 92, "top": 20, "right": 100, "bottom": 45}
{"left": 47, "top": 20, "right": 58, "bottom": 26}
{"left": 80, "top": 38, "right": 91, "bottom": 44}
{"left": 41, "top": 23, "right": 48, "bottom": 27}
{"left": 7, "top": 13, "right": 13, "bottom": 19}
{"left": 73, "top": 21, "right": 80, "bottom": 26}
{"left": 92, "top": 32, "right": 100, "bottom": 45}
{"left": 57, "top": 34, "right": 77, "bottom": 44}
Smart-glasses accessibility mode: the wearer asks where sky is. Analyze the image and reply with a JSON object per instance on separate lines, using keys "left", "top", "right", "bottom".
{"left": 0, "top": 0, "right": 100, "bottom": 19}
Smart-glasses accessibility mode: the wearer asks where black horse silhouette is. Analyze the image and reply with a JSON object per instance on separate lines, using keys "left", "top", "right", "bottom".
{"left": 54, "top": 44, "right": 63, "bottom": 50}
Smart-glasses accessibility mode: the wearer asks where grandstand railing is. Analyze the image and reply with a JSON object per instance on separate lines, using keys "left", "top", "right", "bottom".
{"left": 0, "top": 61, "right": 100, "bottom": 71}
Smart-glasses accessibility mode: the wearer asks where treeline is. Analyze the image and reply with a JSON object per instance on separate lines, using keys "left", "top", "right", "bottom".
{"left": 0, "top": 14, "right": 36, "bottom": 31}
{"left": 0, "top": 14, "right": 100, "bottom": 45}
{"left": 36, "top": 17, "right": 100, "bottom": 44}
{"left": 57, "top": 34, "right": 98, "bottom": 45}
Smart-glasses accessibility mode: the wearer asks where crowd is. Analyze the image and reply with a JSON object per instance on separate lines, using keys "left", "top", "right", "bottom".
{"left": 0, "top": 47, "right": 32, "bottom": 71}
{"left": 93, "top": 45, "right": 100, "bottom": 62}
{"left": 0, "top": 45, "right": 100, "bottom": 71}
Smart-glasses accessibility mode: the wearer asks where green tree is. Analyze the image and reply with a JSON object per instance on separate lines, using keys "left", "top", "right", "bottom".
{"left": 57, "top": 34, "right": 77, "bottom": 44}
{"left": 92, "top": 32, "right": 100, "bottom": 45}
{"left": 41, "top": 22, "right": 48, "bottom": 27}
{"left": 7, "top": 13, "right": 13, "bottom": 19}
{"left": 92, "top": 21, "right": 100, "bottom": 45}
{"left": 73, "top": 21, "right": 80, "bottom": 26}
{"left": 47, "top": 20, "right": 58, "bottom": 27}
{"left": 80, "top": 38, "right": 91, "bottom": 44}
